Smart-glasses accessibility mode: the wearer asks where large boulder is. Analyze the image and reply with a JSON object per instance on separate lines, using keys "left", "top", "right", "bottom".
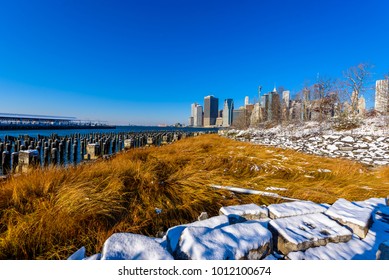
{"left": 176, "top": 221, "right": 272, "bottom": 260}
{"left": 269, "top": 213, "right": 352, "bottom": 255}
{"left": 325, "top": 198, "right": 373, "bottom": 238}
{"left": 101, "top": 233, "right": 173, "bottom": 260}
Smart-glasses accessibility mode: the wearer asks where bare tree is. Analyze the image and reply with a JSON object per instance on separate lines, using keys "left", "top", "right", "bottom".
{"left": 341, "top": 63, "right": 373, "bottom": 115}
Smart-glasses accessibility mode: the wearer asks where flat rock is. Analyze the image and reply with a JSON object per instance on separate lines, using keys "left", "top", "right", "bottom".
{"left": 176, "top": 221, "right": 272, "bottom": 260}
{"left": 341, "top": 136, "right": 354, "bottom": 143}
{"left": 376, "top": 240, "right": 389, "bottom": 260}
{"left": 325, "top": 198, "right": 373, "bottom": 238}
{"left": 101, "top": 233, "right": 173, "bottom": 260}
{"left": 268, "top": 200, "right": 327, "bottom": 219}
{"left": 268, "top": 213, "right": 352, "bottom": 255}
{"left": 166, "top": 214, "right": 245, "bottom": 255}
{"left": 219, "top": 203, "right": 268, "bottom": 219}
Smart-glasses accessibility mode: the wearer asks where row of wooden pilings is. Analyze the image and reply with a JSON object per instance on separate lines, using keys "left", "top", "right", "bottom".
{"left": 0, "top": 131, "right": 211, "bottom": 176}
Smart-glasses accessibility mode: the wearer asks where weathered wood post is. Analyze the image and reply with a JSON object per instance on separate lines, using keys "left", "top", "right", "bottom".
{"left": 51, "top": 148, "right": 58, "bottom": 165}
{"left": 59, "top": 141, "right": 64, "bottom": 165}
{"left": 73, "top": 143, "right": 77, "bottom": 164}
{"left": 2, "top": 151, "right": 11, "bottom": 175}
{"left": 11, "top": 152, "right": 18, "bottom": 173}
{"left": 44, "top": 147, "right": 50, "bottom": 166}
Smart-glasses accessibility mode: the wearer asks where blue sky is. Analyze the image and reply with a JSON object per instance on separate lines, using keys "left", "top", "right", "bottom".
{"left": 0, "top": 0, "right": 388, "bottom": 125}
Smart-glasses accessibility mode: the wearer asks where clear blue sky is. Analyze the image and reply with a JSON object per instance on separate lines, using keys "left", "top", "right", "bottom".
{"left": 0, "top": 0, "right": 388, "bottom": 125}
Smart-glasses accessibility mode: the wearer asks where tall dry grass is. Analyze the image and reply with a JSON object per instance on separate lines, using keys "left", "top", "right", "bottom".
{"left": 0, "top": 134, "right": 388, "bottom": 259}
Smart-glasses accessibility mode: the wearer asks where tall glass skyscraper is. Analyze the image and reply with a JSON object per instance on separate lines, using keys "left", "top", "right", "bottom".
{"left": 203, "top": 95, "right": 218, "bottom": 127}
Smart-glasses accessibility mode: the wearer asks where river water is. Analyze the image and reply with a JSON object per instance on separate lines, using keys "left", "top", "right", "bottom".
{"left": 0, "top": 126, "right": 218, "bottom": 140}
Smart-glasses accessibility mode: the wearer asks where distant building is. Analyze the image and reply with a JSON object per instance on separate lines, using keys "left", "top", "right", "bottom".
{"left": 193, "top": 104, "right": 203, "bottom": 127}
{"left": 204, "top": 95, "right": 219, "bottom": 127}
{"left": 215, "top": 117, "right": 223, "bottom": 127}
{"left": 244, "top": 96, "right": 249, "bottom": 106}
{"left": 222, "top": 98, "right": 234, "bottom": 127}
{"left": 189, "top": 103, "right": 198, "bottom": 126}
{"left": 232, "top": 108, "right": 245, "bottom": 124}
{"left": 188, "top": 117, "right": 194, "bottom": 127}
{"left": 282, "top": 90, "right": 290, "bottom": 107}
{"left": 375, "top": 79, "right": 389, "bottom": 114}
{"left": 358, "top": 95, "right": 366, "bottom": 115}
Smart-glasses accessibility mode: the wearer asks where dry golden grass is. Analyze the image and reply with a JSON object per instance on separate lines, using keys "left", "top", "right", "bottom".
{"left": 0, "top": 134, "right": 388, "bottom": 259}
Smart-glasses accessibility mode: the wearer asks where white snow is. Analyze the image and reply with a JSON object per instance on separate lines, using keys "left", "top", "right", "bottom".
{"left": 268, "top": 200, "right": 327, "bottom": 218}
{"left": 178, "top": 221, "right": 272, "bottom": 260}
{"left": 325, "top": 198, "right": 373, "bottom": 228}
{"left": 288, "top": 206, "right": 389, "bottom": 260}
{"left": 269, "top": 213, "right": 352, "bottom": 245}
{"left": 166, "top": 215, "right": 231, "bottom": 254}
{"left": 101, "top": 233, "right": 173, "bottom": 260}
{"left": 67, "top": 246, "right": 86, "bottom": 260}
{"left": 219, "top": 203, "right": 268, "bottom": 218}
{"left": 212, "top": 185, "right": 298, "bottom": 201}
{"left": 265, "top": 186, "right": 288, "bottom": 191}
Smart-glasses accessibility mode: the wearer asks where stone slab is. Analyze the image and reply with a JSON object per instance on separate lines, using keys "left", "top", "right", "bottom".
{"left": 219, "top": 203, "right": 269, "bottom": 219}
{"left": 176, "top": 221, "right": 272, "bottom": 260}
{"left": 325, "top": 198, "right": 373, "bottom": 238}
{"left": 268, "top": 200, "right": 327, "bottom": 219}
{"left": 268, "top": 213, "right": 352, "bottom": 255}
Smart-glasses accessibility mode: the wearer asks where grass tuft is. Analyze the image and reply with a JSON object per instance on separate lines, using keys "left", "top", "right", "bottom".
{"left": 0, "top": 134, "right": 388, "bottom": 259}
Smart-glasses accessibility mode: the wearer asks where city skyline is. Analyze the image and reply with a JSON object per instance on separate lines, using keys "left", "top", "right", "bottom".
{"left": 1, "top": 0, "right": 389, "bottom": 125}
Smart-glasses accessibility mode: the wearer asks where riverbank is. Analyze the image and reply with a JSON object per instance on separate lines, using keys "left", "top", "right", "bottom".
{"left": 0, "top": 134, "right": 388, "bottom": 259}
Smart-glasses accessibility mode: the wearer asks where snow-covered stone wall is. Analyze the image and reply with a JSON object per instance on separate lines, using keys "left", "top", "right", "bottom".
{"left": 68, "top": 197, "right": 389, "bottom": 260}
{"left": 223, "top": 130, "right": 389, "bottom": 166}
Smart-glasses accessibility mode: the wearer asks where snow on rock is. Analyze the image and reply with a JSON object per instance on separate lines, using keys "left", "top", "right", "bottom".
{"left": 341, "top": 136, "right": 354, "bottom": 143}
{"left": 176, "top": 221, "right": 272, "bottom": 260}
{"left": 219, "top": 203, "right": 269, "bottom": 219}
{"left": 166, "top": 214, "right": 245, "bottom": 255}
{"left": 67, "top": 246, "right": 86, "bottom": 260}
{"left": 267, "top": 200, "right": 327, "bottom": 219}
{"left": 377, "top": 240, "right": 389, "bottom": 260}
{"left": 325, "top": 198, "right": 373, "bottom": 238}
{"left": 268, "top": 213, "right": 352, "bottom": 255}
{"left": 101, "top": 233, "right": 173, "bottom": 260}
{"left": 287, "top": 207, "right": 389, "bottom": 260}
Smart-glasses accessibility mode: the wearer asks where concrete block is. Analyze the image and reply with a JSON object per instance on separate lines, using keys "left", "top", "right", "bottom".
{"left": 325, "top": 198, "right": 373, "bottom": 238}
{"left": 268, "top": 213, "right": 352, "bottom": 255}
{"left": 219, "top": 203, "right": 269, "bottom": 219}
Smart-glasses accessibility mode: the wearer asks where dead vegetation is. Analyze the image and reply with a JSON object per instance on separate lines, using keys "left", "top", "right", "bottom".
{"left": 0, "top": 134, "right": 388, "bottom": 259}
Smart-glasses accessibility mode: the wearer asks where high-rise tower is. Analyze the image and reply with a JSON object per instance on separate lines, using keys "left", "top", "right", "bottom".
{"left": 375, "top": 79, "right": 389, "bottom": 114}
{"left": 203, "top": 95, "right": 219, "bottom": 127}
{"left": 222, "top": 99, "right": 234, "bottom": 127}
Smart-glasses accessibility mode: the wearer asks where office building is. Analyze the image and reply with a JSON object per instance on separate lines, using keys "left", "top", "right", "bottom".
{"left": 203, "top": 95, "right": 218, "bottom": 127}
{"left": 193, "top": 104, "right": 203, "bottom": 127}
{"left": 375, "top": 79, "right": 389, "bottom": 114}
{"left": 222, "top": 98, "right": 234, "bottom": 127}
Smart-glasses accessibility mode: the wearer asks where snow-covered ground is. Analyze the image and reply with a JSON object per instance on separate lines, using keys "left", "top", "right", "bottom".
{"left": 68, "top": 195, "right": 389, "bottom": 261}
{"left": 221, "top": 117, "right": 389, "bottom": 165}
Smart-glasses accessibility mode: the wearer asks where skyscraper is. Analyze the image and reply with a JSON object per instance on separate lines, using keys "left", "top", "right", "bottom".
{"left": 282, "top": 90, "right": 290, "bottom": 107}
{"left": 203, "top": 95, "right": 218, "bottom": 127}
{"left": 222, "top": 98, "right": 234, "bottom": 127}
{"left": 375, "top": 79, "right": 389, "bottom": 114}
{"left": 189, "top": 103, "right": 198, "bottom": 126}
{"left": 193, "top": 104, "right": 203, "bottom": 127}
